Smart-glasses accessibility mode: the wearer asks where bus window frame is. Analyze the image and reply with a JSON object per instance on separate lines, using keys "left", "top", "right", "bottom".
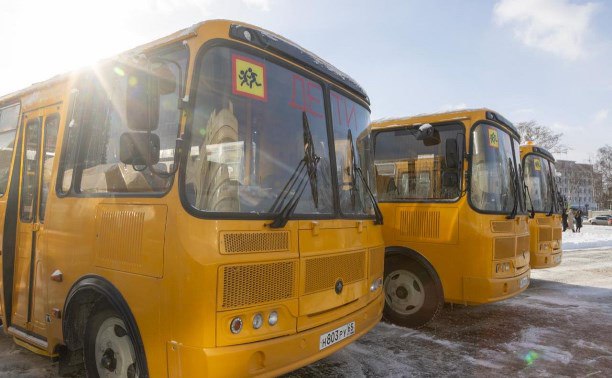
{"left": 20, "top": 117, "right": 42, "bottom": 223}
{"left": 55, "top": 43, "right": 190, "bottom": 199}
{"left": 0, "top": 102, "right": 21, "bottom": 198}
{"left": 467, "top": 119, "right": 526, "bottom": 216}
{"left": 372, "top": 121, "right": 466, "bottom": 204}
{"left": 179, "top": 39, "right": 375, "bottom": 222}
{"left": 39, "top": 113, "right": 59, "bottom": 223}
{"left": 522, "top": 152, "right": 556, "bottom": 214}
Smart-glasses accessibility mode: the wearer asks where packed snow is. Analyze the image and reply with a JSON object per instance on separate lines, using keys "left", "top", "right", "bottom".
{"left": 561, "top": 224, "right": 612, "bottom": 251}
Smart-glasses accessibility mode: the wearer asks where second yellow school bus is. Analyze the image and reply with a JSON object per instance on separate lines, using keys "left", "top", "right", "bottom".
{"left": 370, "top": 109, "right": 530, "bottom": 327}
{"left": 0, "top": 20, "right": 384, "bottom": 376}
{"left": 520, "top": 143, "right": 563, "bottom": 268}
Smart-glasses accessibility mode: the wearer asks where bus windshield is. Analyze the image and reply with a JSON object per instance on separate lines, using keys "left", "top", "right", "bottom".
{"left": 330, "top": 90, "right": 374, "bottom": 216}
{"left": 524, "top": 154, "right": 554, "bottom": 213}
{"left": 184, "top": 46, "right": 336, "bottom": 216}
{"left": 470, "top": 123, "right": 522, "bottom": 213}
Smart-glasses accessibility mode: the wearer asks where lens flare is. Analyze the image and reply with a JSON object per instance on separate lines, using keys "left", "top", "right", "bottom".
{"left": 113, "top": 67, "right": 125, "bottom": 77}
{"left": 523, "top": 351, "right": 539, "bottom": 366}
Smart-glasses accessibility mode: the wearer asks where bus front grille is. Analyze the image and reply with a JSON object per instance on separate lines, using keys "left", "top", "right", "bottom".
{"left": 539, "top": 228, "right": 553, "bottom": 242}
{"left": 518, "top": 235, "right": 529, "bottom": 254}
{"left": 552, "top": 228, "right": 562, "bottom": 241}
{"left": 220, "top": 261, "right": 297, "bottom": 309}
{"left": 494, "top": 237, "right": 516, "bottom": 259}
{"left": 221, "top": 231, "right": 290, "bottom": 254}
{"left": 303, "top": 251, "right": 366, "bottom": 294}
{"left": 491, "top": 220, "right": 514, "bottom": 233}
{"left": 369, "top": 247, "right": 385, "bottom": 279}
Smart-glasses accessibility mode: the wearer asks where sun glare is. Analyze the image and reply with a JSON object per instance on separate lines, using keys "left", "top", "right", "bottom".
{"left": 1, "top": 0, "right": 155, "bottom": 95}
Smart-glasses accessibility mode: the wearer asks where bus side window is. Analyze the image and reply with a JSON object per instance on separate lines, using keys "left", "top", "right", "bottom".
{"left": 39, "top": 115, "right": 59, "bottom": 221}
{"left": 0, "top": 103, "right": 20, "bottom": 196}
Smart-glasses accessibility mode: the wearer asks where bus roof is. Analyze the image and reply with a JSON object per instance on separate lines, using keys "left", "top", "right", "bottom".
{"left": 520, "top": 143, "right": 556, "bottom": 162}
{"left": 0, "top": 20, "right": 369, "bottom": 106}
{"left": 371, "top": 108, "right": 519, "bottom": 139}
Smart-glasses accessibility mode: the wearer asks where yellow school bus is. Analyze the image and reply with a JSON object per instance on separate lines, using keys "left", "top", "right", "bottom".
{"left": 0, "top": 20, "right": 385, "bottom": 376}
{"left": 520, "top": 143, "right": 562, "bottom": 268}
{"left": 370, "top": 109, "right": 530, "bottom": 327}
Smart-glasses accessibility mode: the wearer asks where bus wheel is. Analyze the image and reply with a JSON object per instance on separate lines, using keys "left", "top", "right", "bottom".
{"left": 383, "top": 255, "right": 443, "bottom": 328}
{"left": 84, "top": 307, "right": 139, "bottom": 378}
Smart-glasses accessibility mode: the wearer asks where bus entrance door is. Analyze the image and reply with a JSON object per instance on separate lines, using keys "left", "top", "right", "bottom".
{"left": 11, "top": 107, "right": 59, "bottom": 338}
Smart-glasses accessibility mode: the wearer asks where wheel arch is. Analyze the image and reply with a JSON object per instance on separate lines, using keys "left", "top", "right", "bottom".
{"left": 384, "top": 246, "right": 444, "bottom": 299}
{"left": 62, "top": 274, "right": 149, "bottom": 377}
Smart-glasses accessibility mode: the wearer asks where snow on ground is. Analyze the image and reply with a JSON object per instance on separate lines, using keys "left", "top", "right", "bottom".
{"left": 562, "top": 224, "right": 612, "bottom": 251}
{"left": 288, "top": 245, "right": 612, "bottom": 377}
{"left": 1, "top": 229, "right": 611, "bottom": 377}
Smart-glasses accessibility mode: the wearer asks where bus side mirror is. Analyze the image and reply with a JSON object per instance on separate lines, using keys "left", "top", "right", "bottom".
{"left": 442, "top": 172, "right": 459, "bottom": 188}
{"left": 416, "top": 123, "right": 441, "bottom": 146}
{"left": 125, "top": 65, "right": 166, "bottom": 131}
{"left": 446, "top": 138, "right": 459, "bottom": 169}
{"left": 120, "top": 132, "right": 161, "bottom": 166}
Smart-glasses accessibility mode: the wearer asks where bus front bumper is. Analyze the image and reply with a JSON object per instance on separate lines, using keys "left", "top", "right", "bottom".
{"left": 531, "top": 249, "right": 562, "bottom": 269}
{"left": 461, "top": 269, "right": 530, "bottom": 305}
{"left": 166, "top": 293, "right": 383, "bottom": 377}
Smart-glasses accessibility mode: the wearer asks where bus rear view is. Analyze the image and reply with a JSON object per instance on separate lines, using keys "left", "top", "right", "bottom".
{"left": 371, "top": 109, "right": 530, "bottom": 327}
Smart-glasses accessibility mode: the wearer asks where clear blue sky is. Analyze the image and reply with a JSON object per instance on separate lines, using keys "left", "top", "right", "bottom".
{"left": 1, "top": 0, "right": 610, "bottom": 163}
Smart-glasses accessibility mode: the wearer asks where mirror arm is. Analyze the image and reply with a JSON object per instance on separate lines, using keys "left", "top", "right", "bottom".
{"left": 145, "top": 134, "right": 184, "bottom": 179}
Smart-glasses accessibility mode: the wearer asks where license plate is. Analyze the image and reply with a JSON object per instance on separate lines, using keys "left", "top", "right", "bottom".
{"left": 319, "top": 321, "right": 355, "bottom": 350}
{"left": 519, "top": 276, "right": 529, "bottom": 288}
{"left": 554, "top": 255, "right": 562, "bottom": 264}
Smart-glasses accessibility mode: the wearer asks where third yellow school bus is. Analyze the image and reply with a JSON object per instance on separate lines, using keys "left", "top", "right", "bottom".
{"left": 370, "top": 109, "right": 530, "bottom": 327}
{"left": 520, "top": 143, "right": 563, "bottom": 268}
{"left": 0, "top": 20, "right": 384, "bottom": 376}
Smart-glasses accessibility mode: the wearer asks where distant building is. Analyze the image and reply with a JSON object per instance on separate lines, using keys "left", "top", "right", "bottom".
{"left": 555, "top": 160, "right": 600, "bottom": 211}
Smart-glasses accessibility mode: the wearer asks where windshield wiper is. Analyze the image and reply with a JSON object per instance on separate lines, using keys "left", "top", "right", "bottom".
{"left": 347, "top": 129, "right": 383, "bottom": 225}
{"left": 520, "top": 164, "right": 535, "bottom": 218}
{"left": 268, "top": 112, "right": 320, "bottom": 228}
{"left": 524, "top": 182, "right": 536, "bottom": 218}
{"left": 546, "top": 167, "right": 556, "bottom": 216}
{"left": 506, "top": 158, "right": 519, "bottom": 220}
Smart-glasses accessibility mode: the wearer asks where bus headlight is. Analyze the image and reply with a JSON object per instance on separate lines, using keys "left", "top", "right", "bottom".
{"left": 496, "top": 262, "right": 511, "bottom": 273}
{"left": 268, "top": 311, "right": 278, "bottom": 326}
{"left": 370, "top": 277, "right": 383, "bottom": 292}
{"left": 252, "top": 313, "right": 263, "bottom": 330}
{"left": 230, "top": 317, "right": 243, "bottom": 334}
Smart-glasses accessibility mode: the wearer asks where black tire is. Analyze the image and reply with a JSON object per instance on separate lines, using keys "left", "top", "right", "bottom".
{"left": 84, "top": 306, "right": 140, "bottom": 378}
{"left": 383, "top": 253, "right": 443, "bottom": 328}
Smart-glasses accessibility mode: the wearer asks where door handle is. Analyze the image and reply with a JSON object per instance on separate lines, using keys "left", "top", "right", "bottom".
{"left": 32, "top": 223, "right": 41, "bottom": 232}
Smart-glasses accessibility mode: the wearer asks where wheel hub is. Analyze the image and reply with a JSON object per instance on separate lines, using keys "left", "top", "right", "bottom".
{"left": 396, "top": 286, "right": 408, "bottom": 299}
{"left": 101, "top": 348, "right": 117, "bottom": 372}
{"left": 384, "top": 269, "right": 426, "bottom": 316}
{"left": 95, "top": 317, "right": 138, "bottom": 377}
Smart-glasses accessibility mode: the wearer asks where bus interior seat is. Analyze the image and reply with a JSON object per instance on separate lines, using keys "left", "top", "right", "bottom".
{"left": 196, "top": 160, "right": 239, "bottom": 211}
{"left": 193, "top": 102, "right": 240, "bottom": 211}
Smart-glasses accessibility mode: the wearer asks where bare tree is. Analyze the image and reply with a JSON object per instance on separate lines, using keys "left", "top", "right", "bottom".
{"left": 516, "top": 121, "right": 569, "bottom": 153}
{"left": 594, "top": 145, "right": 612, "bottom": 209}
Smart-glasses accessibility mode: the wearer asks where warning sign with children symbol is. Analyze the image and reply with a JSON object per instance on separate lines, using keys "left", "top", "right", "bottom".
{"left": 488, "top": 128, "right": 499, "bottom": 148}
{"left": 534, "top": 158, "right": 541, "bottom": 171}
{"left": 232, "top": 54, "right": 267, "bottom": 101}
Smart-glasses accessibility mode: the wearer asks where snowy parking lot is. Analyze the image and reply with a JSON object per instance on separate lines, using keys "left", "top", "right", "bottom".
{"left": 1, "top": 225, "right": 611, "bottom": 377}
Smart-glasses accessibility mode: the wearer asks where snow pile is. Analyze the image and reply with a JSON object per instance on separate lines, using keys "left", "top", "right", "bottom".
{"left": 562, "top": 224, "right": 612, "bottom": 251}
